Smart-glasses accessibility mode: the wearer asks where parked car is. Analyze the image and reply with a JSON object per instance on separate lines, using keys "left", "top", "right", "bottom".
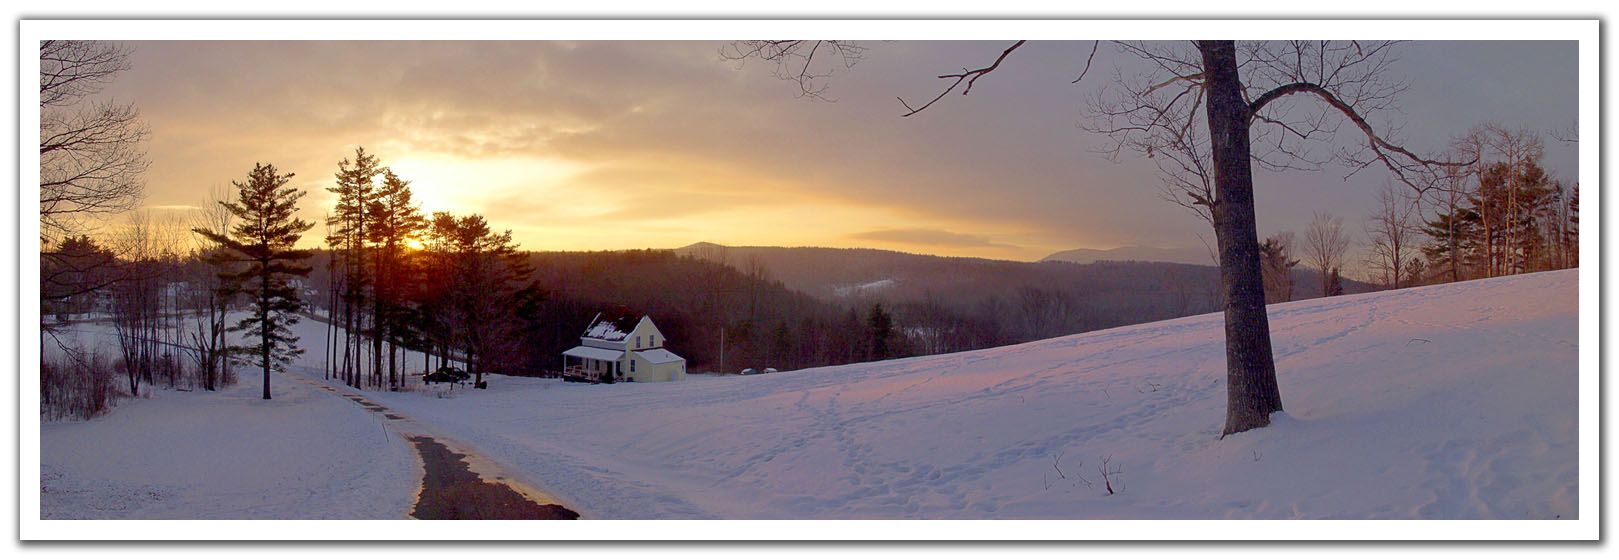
{"left": 763, "top": 367, "right": 779, "bottom": 374}
{"left": 424, "top": 366, "right": 471, "bottom": 384}
{"left": 740, "top": 368, "right": 757, "bottom": 375}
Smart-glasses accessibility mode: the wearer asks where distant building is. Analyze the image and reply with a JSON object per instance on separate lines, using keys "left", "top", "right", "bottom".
{"left": 562, "top": 312, "right": 687, "bottom": 383}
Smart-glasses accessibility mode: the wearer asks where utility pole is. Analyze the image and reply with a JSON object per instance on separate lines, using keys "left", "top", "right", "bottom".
{"left": 720, "top": 326, "right": 726, "bottom": 375}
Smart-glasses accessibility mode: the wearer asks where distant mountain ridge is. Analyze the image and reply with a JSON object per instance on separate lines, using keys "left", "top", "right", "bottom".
{"left": 673, "top": 241, "right": 1373, "bottom": 316}
{"left": 1042, "top": 245, "right": 1216, "bottom": 266}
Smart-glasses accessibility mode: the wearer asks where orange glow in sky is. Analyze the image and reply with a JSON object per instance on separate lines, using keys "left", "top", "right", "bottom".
{"left": 93, "top": 40, "right": 1577, "bottom": 262}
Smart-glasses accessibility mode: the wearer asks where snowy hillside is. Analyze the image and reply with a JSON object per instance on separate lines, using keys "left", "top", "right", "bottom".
{"left": 38, "top": 270, "right": 1578, "bottom": 520}
{"left": 356, "top": 270, "right": 1578, "bottom": 519}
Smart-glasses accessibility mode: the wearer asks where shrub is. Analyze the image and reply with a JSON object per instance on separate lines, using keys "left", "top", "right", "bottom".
{"left": 41, "top": 348, "right": 120, "bottom": 421}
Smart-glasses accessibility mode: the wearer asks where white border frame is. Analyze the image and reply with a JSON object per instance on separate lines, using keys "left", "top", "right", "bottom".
{"left": 17, "top": 19, "right": 1599, "bottom": 541}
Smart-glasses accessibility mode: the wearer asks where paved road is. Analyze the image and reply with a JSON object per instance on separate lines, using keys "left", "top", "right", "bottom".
{"left": 289, "top": 373, "right": 579, "bottom": 520}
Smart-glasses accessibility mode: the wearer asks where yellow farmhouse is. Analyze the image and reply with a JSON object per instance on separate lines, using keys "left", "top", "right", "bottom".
{"left": 561, "top": 312, "right": 687, "bottom": 383}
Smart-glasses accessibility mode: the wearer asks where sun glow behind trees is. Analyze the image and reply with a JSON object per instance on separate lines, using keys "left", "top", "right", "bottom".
{"left": 363, "top": 151, "right": 1049, "bottom": 257}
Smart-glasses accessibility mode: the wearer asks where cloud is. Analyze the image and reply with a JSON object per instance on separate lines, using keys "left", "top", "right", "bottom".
{"left": 97, "top": 40, "right": 1578, "bottom": 261}
{"left": 850, "top": 228, "right": 1016, "bottom": 249}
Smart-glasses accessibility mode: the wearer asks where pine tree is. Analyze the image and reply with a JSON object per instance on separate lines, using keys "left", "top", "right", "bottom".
{"left": 771, "top": 321, "right": 793, "bottom": 370}
{"left": 1566, "top": 184, "right": 1579, "bottom": 268}
{"left": 423, "top": 212, "right": 529, "bottom": 386}
{"left": 1420, "top": 206, "right": 1481, "bottom": 281}
{"left": 327, "top": 147, "right": 381, "bottom": 387}
{"left": 366, "top": 169, "right": 427, "bottom": 389}
{"left": 1468, "top": 159, "right": 1560, "bottom": 276}
{"left": 868, "top": 303, "right": 893, "bottom": 360}
{"left": 1259, "top": 233, "right": 1298, "bottom": 304}
{"left": 41, "top": 235, "right": 118, "bottom": 317}
{"left": 195, "top": 163, "right": 314, "bottom": 400}
{"left": 1325, "top": 267, "right": 1345, "bottom": 297}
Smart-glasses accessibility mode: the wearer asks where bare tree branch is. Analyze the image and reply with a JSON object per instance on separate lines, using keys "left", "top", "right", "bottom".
{"left": 38, "top": 41, "right": 147, "bottom": 244}
{"left": 718, "top": 40, "right": 867, "bottom": 101}
{"left": 898, "top": 40, "right": 1026, "bottom": 117}
{"left": 40, "top": 40, "right": 132, "bottom": 108}
{"left": 1071, "top": 40, "right": 1101, "bottom": 84}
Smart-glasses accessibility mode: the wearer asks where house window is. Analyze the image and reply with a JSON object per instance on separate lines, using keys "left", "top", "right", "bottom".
{"left": 636, "top": 335, "right": 642, "bottom": 348}
{"left": 631, "top": 359, "right": 637, "bottom": 372}
{"left": 651, "top": 335, "right": 656, "bottom": 347}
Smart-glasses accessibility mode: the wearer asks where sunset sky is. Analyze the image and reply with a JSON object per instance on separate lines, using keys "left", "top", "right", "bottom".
{"left": 98, "top": 40, "right": 1577, "bottom": 261}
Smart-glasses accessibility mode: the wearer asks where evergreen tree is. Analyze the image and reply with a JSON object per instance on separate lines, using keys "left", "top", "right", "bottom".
{"left": 771, "top": 321, "right": 793, "bottom": 370}
{"left": 1566, "top": 184, "right": 1579, "bottom": 268}
{"left": 327, "top": 147, "right": 382, "bottom": 387}
{"left": 1405, "top": 257, "right": 1428, "bottom": 287}
{"left": 868, "top": 303, "right": 893, "bottom": 361}
{"left": 1464, "top": 159, "right": 1559, "bottom": 276}
{"left": 42, "top": 235, "right": 118, "bottom": 318}
{"left": 1258, "top": 233, "right": 1298, "bottom": 304}
{"left": 423, "top": 212, "right": 529, "bottom": 385}
{"left": 1324, "top": 267, "right": 1345, "bottom": 297}
{"left": 1506, "top": 162, "right": 1558, "bottom": 273}
{"left": 195, "top": 163, "right": 314, "bottom": 400}
{"left": 1420, "top": 206, "right": 1481, "bottom": 280}
{"left": 366, "top": 169, "right": 427, "bottom": 389}
{"left": 841, "top": 307, "right": 864, "bottom": 363}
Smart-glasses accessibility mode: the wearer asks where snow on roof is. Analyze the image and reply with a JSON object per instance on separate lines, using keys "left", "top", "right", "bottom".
{"left": 582, "top": 312, "right": 642, "bottom": 341}
{"left": 633, "top": 348, "right": 684, "bottom": 364}
{"left": 562, "top": 346, "right": 626, "bottom": 361}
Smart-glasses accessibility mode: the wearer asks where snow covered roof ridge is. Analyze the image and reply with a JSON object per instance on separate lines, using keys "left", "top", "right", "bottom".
{"left": 582, "top": 310, "right": 644, "bottom": 341}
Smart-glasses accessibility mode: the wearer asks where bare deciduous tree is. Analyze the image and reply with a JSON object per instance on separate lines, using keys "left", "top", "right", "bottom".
{"left": 39, "top": 40, "right": 148, "bottom": 342}
{"left": 39, "top": 40, "right": 148, "bottom": 244}
{"left": 719, "top": 41, "right": 867, "bottom": 101}
{"left": 109, "top": 211, "right": 164, "bottom": 396}
{"left": 1080, "top": 41, "right": 1460, "bottom": 435}
{"left": 1364, "top": 184, "right": 1421, "bottom": 289}
{"left": 1304, "top": 212, "right": 1352, "bottom": 296}
{"left": 189, "top": 185, "right": 238, "bottom": 391}
{"left": 1488, "top": 126, "right": 1546, "bottom": 276}
{"left": 723, "top": 40, "right": 1462, "bottom": 436}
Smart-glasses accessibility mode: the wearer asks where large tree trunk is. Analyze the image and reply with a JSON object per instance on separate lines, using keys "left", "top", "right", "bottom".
{"left": 344, "top": 284, "right": 356, "bottom": 387}
{"left": 325, "top": 263, "right": 337, "bottom": 381}
{"left": 388, "top": 340, "right": 397, "bottom": 390}
{"left": 1449, "top": 195, "right": 1461, "bottom": 282}
{"left": 1198, "top": 41, "right": 1283, "bottom": 437}
{"left": 260, "top": 273, "right": 272, "bottom": 400}
{"left": 373, "top": 301, "right": 384, "bottom": 388}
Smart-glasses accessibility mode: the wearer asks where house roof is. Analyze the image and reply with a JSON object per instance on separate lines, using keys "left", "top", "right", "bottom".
{"left": 582, "top": 311, "right": 643, "bottom": 341}
{"left": 562, "top": 346, "right": 626, "bottom": 361}
{"left": 633, "top": 348, "right": 685, "bottom": 364}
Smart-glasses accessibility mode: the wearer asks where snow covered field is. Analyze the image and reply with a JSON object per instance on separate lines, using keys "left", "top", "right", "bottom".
{"left": 36, "top": 269, "right": 1579, "bottom": 520}
{"left": 39, "top": 369, "right": 420, "bottom": 519}
{"left": 362, "top": 270, "right": 1580, "bottom": 519}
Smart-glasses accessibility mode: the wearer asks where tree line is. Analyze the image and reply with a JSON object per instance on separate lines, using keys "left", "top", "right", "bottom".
{"left": 1414, "top": 126, "right": 1577, "bottom": 285}
{"left": 35, "top": 40, "right": 534, "bottom": 414}
{"left": 319, "top": 147, "right": 532, "bottom": 391}
{"left": 1251, "top": 124, "right": 1577, "bottom": 304}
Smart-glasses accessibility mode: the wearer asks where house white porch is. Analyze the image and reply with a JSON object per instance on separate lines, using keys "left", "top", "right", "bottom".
{"left": 562, "top": 345, "right": 625, "bottom": 381}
